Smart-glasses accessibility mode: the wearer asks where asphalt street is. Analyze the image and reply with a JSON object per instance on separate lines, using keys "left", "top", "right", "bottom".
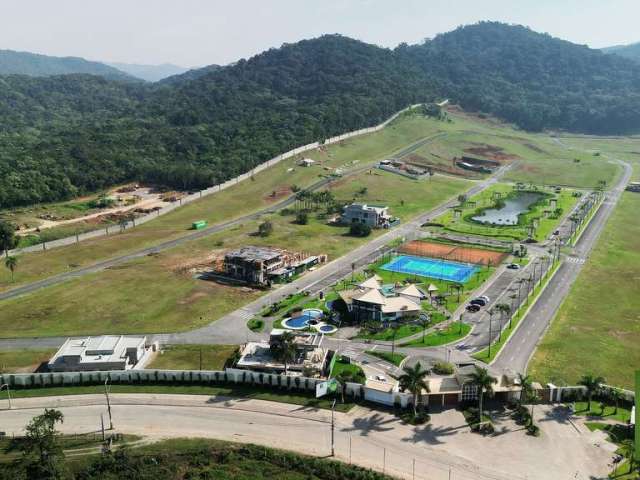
{"left": 0, "top": 394, "right": 611, "bottom": 480}
{"left": 493, "top": 158, "right": 632, "bottom": 373}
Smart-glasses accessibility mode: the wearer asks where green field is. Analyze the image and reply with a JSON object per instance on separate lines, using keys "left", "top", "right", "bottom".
{"left": 0, "top": 113, "right": 446, "bottom": 291}
{"left": 434, "top": 182, "right": 579, "bottom": 242}
{"left": 400, "top": 322, "right": 470, "bottom": 347}
{"left": 0, "top": 438, "right": 393, "bottom": 479}
{"left": 147, "top": 345, "right": 238, "bottom": 370}
{"left": 0, "top": 151, "right": 468, "bottom": 338}
{"left": 0, "top": 348, "right": 56, "bottom": 373}
{"left": 529, "top": 192, "right": 640, "bottom": 389}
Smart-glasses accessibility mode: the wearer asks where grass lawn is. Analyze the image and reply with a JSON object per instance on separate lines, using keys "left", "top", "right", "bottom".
{"left": 330, "top": 358, "right": 366, "bottom": 383}
{"left": 529, "top": 192, "right": 640, "bottom": 389}
{"left": 400, "top": 322, "right": 470, "bottom": 347}
{"left": 435, "top": 182, "right": 579, "bottom": 242}
{"left": 0, "top": 113, "right": 446, "bottom": 292}
{"left": 571, "top": 402, "right": 632, "bottom": 423}
{"left": 473, "top": 261, "right": 560, "bottom": 363}
{"left": 365, "top": 350, "right": 406, "bottom": 366}
{"left": 0, "top": 169, "right": 467, "bottom": 338}
{"left": 0, "top": 348, "right": 57, "bottom": 373}
{"left": 147, "top": 345, "right": 238, "bottom": 371}
{"left": 5, "top": 383, "right": 354, "bottom": 412}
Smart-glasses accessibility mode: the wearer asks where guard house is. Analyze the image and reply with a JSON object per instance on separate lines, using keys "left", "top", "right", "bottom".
{"left": 341, "top": 203, "right": 395, "bottom": 229}
{"left": 48, "top": 335, "right": 148, "bottom": 372}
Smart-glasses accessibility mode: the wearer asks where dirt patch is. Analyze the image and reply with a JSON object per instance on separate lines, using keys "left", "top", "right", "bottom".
{"left": 464, "top": 144, "right": 519, "bottom": 162}
{"left": 264, "top": 186, "right": 292, "bottom": 202}
{"left": 399, "top": 240, "right": 508, "bottom": 266}
{"left": 523, "top": 143, "right": 547, "bottom": 154}
{"left": 178, "top": 291, "right": 209, "bottom": 305}
{"left": 405, "top": 154, "right": 481, "bottom": 178}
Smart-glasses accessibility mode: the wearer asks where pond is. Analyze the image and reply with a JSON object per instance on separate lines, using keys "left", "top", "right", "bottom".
{"left": 471, "top": 191, "right": 545, "bottom": 226}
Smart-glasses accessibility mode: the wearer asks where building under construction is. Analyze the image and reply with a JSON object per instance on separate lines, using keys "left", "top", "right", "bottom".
{"left": 221, "top": 246, "right": 325, "bottom": 285}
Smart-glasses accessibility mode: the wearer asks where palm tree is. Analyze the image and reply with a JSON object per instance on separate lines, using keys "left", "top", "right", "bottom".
{"left": 578, "top": 374, "right": 605, "bottom": 412}
{"left": 4, "top": 255, "right": 17, "bottom": 282}
{"left": 495, "top": 303, "right": 511, "bottom": 340}
{"left": 469, "top": 366, "right": 498, "bottom": 421}
{"left": 399, "top": 362, "right": 430, "bottom": 416}
{"left": 271, "top": 331, "right": 297, "bottom": 375}
{"left": 336, "top": 371, "right": 355, "bottom": 403}
{"left": 608, "top": 388, "right": 622, "bottom": 415}
{"left": 620, "top": 439, "right": 636, "bottom": 474}
{"left": 517, "top": 373, "right": 533, "bottom": 406}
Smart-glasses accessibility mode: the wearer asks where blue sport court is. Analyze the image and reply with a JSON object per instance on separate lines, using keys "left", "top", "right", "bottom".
{"left": 381, "top": 255, "right": 478, "bottom": 283}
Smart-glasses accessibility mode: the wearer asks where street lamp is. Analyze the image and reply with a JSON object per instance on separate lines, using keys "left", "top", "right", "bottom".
{"left": 0, "top": 383, "right": 12, "bottom": 410}
{"left": 104, "top": 377, "right": 113, "bottom": 430}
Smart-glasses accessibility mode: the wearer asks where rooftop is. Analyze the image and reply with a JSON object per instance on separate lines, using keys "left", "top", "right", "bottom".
{"left": 225, "top": 246, "right": 283, "bottom": 262}
{"left": 49, "top": 335, "right": 146, "bottom": 366}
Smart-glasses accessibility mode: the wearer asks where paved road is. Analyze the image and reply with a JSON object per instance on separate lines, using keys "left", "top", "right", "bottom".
{"left": 493, "top": 158, "right": 632, "bottom": 373}
{"left": 0, "top": 394, "right": 611, "bottom": 480}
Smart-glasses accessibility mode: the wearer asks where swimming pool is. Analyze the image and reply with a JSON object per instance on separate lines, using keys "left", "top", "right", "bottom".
{"left": 281, "top": 308, "right": 324, "bottom": 330}
{"left": 381, "top": 255, "right": 477, "bottom": 283}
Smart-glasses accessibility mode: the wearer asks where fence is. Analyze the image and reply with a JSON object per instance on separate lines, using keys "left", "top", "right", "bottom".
{"left": 10, "top": 103, "right": 424, "bottom": 256}
{"left": 0, "top": 367, "right": 412, "bottom": 408}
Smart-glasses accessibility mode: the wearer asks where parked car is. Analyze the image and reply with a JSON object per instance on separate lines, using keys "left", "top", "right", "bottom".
{"left": 470, "top": 298, "right": 488, "bottom": 307}
{"left": 506, "top": 263, "right": 521, "bottom": 270}
{"left": 466, "top": 304, "right": 481, "bottom": 312}
{"left": 479, "top": 295, "right": 490, "bottom": 302}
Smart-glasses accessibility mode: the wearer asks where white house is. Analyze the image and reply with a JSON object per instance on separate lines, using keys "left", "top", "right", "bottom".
{"left": 341, "top": 203, "right": 395, "bottom": 229}
{"left": 48, "top": 335, "right": 149, "bottom": 372}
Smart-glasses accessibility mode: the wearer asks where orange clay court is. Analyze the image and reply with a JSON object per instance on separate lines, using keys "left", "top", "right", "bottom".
{"left": 398, "top": 240, "right": 508, "bottom": 266}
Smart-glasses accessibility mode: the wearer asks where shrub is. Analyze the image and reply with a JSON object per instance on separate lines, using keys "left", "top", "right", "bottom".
{"left": 295, "top": 211, "right": 309, "bottom": 225}
{"left": 349, "top": 222, "right": 371, "bottom": 237}
{"left": 526, "top": 424, "right": 540, "bottom": 436}
{"left": 432, "top": 362, "right": 454, "bottom": 375}
{"left": 258, "top": 220, "right": 273, "bottom": 237}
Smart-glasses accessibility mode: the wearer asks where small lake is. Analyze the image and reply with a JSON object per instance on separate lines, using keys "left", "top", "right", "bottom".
{"left": 471, "top": 191, "right": 544, "bottom": 226}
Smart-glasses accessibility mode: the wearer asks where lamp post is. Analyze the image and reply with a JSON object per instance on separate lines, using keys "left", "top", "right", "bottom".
{"left": 104, "top": 377, "right": 113, "bottom": 430}
{"left": 0, "top": 384, "right": 11, "bottom": 410}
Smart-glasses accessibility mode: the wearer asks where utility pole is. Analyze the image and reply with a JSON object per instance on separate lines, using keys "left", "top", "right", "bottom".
{"left": 0, "top": 384, "right": 11, "bottom": 410}
{"left": 487, "top": 310, "right": 493, "bottom": 357}
{"left": 104, "top": 377, "right": 113, "bottom": 430}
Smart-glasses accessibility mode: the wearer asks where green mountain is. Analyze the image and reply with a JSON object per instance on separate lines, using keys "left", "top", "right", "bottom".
{"left": 0, "top": 49, "right": 134, "bottom": 80}
{"left": 603, "top": 42, "right": 640, "bottom": 63}
{"left": 107, "top": 62, "right": 190, "bottom": 82}
{"left": 1, "top": 22, "right": 640, "bottom": 209}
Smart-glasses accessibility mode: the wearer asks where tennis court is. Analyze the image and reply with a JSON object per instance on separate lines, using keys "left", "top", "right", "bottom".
{"left": 381, "top": 255, "right": 478, "bottom": 283}
{"left": 398, "top": 240, "right": 507, "bottom": 266}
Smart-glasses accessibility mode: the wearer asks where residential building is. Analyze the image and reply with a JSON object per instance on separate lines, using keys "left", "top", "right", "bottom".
{"left": 298, "top": 158, "right": 315, "bottom": 167}
{"left": 339, "top": 275, "right": 424, "bottom": 322}
{"left": 222, "top": 246, "right": 323, "bottom": 285}
{"left": 48, "top": 335, "right": 149, "bottom": 372}
{"left": 341, "top": 203, "right": 395, "bottom": 229}
{"left": 236, "top": 329, "right": 328, "bottom": 375}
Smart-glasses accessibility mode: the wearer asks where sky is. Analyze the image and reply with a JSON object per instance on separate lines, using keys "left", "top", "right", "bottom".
{"left": 1, "top": 0, "right": 638, "bottom": 68}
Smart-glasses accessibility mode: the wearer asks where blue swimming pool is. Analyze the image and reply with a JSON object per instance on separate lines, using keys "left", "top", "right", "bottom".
{"left": 381, "top": 255, "right": 477, "bottom": 283}
{"left": 281, "top": 308, "right": 324, "bottom": 330}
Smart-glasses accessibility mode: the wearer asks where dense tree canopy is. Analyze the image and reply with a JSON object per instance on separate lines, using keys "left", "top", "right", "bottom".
{"left": 1, "top": 22, "right": 640, "bottom": 208}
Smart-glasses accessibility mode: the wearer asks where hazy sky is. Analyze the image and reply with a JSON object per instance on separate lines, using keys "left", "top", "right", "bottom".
{"left": 1, "top": 0, "right": 638, "bottom": 68}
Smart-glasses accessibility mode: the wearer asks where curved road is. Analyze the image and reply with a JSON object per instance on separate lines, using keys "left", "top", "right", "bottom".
{"left": 0, "top": 393, "right": 610, "bottom": 480}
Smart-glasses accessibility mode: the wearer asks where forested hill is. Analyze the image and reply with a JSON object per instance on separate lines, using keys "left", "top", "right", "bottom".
{"left": 400, "top": 22, "right": 640, "bottom": 134}
{"left": 0, "top": 49, "right": 134, "bottom": 81}
{"left": 2, "top": 22, "right": 640, "bottom": 209}
{"left": 603, "top": 42, "right": 640, "bottom": 63}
